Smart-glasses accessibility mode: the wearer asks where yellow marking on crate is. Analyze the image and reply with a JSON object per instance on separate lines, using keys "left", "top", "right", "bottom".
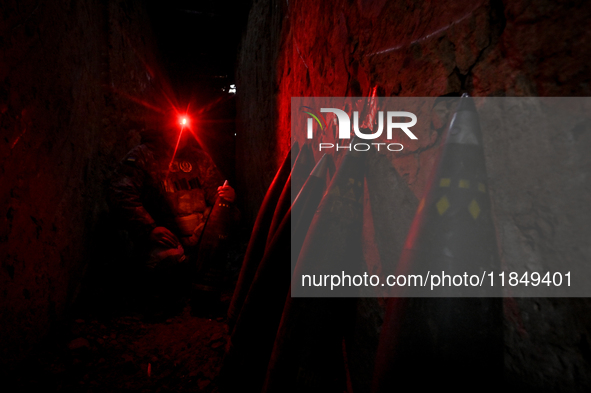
{"left": 440, "top": 178, "right": 451, "bottom": 187}
{"left": 459, "top": 179, "right": 470, "bottom": 189}
{"left": 469, "top": 199, "right": 481, "bottom": 219}
{"left": 478, "top": 183, "right": 486, "bottom": 193}
{"left": 436, "top": 196, "right": 450, "bottom": 215}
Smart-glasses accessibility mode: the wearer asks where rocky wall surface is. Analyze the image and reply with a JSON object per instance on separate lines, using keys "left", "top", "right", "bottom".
{"left": 235, "top": 0, "right": 288, "bottom": 225}
{"left": 0, "top": 0, "right": 164, "bottom": 367}
{"left": 237, "top": 0, "right": 591, "bottom": 390}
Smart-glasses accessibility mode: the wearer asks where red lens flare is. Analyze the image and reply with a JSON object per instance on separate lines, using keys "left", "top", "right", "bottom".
{"left": 167, "top": 113, "right": 192, "bottom": 178}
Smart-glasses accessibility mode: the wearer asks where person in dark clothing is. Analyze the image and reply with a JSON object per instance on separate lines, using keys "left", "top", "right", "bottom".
{"left": 108, "top": 120, "right": 238, "bottom": 318}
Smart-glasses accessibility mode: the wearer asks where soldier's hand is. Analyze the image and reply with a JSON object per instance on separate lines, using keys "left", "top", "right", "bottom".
{"left": 217, "top": 182, "right": 236, "bottom": 203}
{"left": 150, "top": 226, "right": 180, "bottom": 248}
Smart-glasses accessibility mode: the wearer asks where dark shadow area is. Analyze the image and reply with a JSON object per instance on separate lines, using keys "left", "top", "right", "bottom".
{"left": 6, "top": 1, "right": 252, "bottom": 391}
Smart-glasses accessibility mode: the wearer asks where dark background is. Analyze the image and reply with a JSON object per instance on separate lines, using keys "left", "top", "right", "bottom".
{"left": 1, "top": 0, "right": 591, "bottom": 391}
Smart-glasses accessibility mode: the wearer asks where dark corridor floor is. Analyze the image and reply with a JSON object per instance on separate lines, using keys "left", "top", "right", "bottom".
{"left": 11, "top": 296, "right": 231, "bottom": 393}
{"left": 6, "top": 219, "right": 248, "bottom": 392}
